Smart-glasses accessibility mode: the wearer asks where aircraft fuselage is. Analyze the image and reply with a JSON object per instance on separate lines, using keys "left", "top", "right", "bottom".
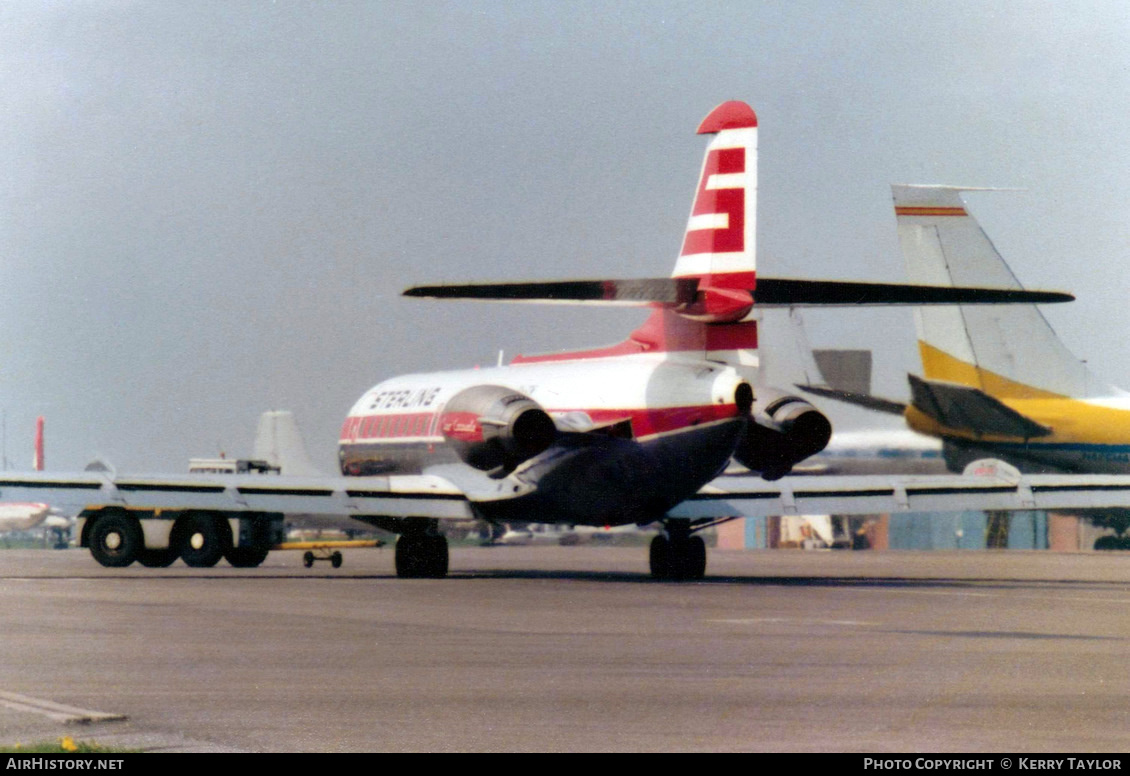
{"left": 338, "top": 355, "right": 750, "bottom": 526}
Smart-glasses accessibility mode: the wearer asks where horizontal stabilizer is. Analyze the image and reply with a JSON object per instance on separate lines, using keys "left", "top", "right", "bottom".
{"left": 908, "top": 374, "right": 1053, "bottom": 439}
{"left": 405, "top": 277, "right": 1072, "bottom": 309}
{"left": 404, "top": 278, "right": 696, "bottom": 306}
{"left": 797, "top": 384, "right": 907, "bottom": 416}
{"left": 750, "top": 278, "right": 1073, "bottom": 307}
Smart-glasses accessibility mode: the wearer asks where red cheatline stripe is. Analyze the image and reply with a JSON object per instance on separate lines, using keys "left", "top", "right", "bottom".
{"left": 894, "top": 206, "right": 967, "bottom": 217}
{"left": 340, "top": 412, "right": 436, "bottom": 441}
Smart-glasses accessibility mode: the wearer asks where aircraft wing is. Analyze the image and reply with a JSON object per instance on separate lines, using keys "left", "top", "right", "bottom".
{"left": 672, "top": 471, "right": 1130, "bottom": 519}
{"left": 907, "top": 375, "right": 1053, "bottom": 439}
{"left": 0, "top": 472, "right": 475, "bottom": 523}
{"left": 798, "top": 377, "right": 1055, "bottom": 440}
{"left": 12, "top": 467, "right": 1130, "bottom": 529}
{"left": 797, "top": 383, "right": 908, "bottom": 415}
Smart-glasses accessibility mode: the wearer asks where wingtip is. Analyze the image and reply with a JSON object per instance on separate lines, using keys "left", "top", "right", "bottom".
{"left": 697, "top": 101, "right": 758, "bottom": 134}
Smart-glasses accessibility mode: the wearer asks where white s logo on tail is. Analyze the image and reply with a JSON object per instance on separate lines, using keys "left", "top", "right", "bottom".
{"left": 673, "top": 101, "right": 758, "bottom": 295}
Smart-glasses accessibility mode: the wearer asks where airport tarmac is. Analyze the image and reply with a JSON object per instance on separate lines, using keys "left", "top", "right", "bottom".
{"left": 1, "top": 545, "right": 1129, "bottom": 753}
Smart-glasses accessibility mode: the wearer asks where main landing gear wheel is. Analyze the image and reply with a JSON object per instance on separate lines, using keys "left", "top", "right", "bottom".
{"left": 88, "top": 511, "right": 143, "bottom": 568}
{"left": 178, "top": 512, "right": 232, "bottom": 568}
{"left": 395, "top": 534, "right": 449, "bottom": 579}
{"left": 649, "top": 533, "right": 706, "bottom": 581}
{"left": 649, "top": 535, "right": 671, "bottom": 579}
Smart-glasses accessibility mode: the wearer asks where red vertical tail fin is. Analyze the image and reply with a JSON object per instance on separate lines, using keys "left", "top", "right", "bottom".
{"left": 670, "top": 101, "right": 760, "bottom": 364}
{"left": 673, "top": 101, "right": 758, "bottom": 300}
{"left": 34, "top": 416, "right": 44, "bottom": 471}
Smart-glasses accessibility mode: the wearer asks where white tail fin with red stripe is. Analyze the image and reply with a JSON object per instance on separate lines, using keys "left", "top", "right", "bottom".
{"left": 673, "top": 100, "right": 758, "bottom": 298}
{"left": 673, "top": 101, "right": 760, "bottom": 365}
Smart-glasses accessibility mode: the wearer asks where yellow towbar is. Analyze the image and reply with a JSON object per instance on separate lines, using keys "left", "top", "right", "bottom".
{"left": 273, "top": 539, "right": 386, "bottom": 568}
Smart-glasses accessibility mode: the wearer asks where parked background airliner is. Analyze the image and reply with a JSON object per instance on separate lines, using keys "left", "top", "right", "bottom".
{"left": 804, "top": 184, "right": 1130, "bottom": 477}
{"left": 0, "top": 417, "right": 70, "bottom": 541}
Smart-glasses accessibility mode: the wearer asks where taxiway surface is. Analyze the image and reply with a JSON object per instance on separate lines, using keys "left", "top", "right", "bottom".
{"left": 1, "top": 546, "right": 1128, "bottom": 752}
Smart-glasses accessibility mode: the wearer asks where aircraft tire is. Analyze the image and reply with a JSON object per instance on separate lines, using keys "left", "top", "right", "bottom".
{"left": 649, "top": 535, "right": 672, "bottom": 580}
{"left": 395, "top": 535, "right": 421, "bottom": 577}
{"left": 225, "top": 545, "right": 270, "bottom": 568}
{"left": 396, "top": 534, "right": 449, "bottom": 578}
{"left": 178, "top": 512, "right": 231, "bottom": 568}
{"left": 331, "top": 551, "right": 343, "bottom": 569}
{"left": 681, "top": 535, "right": 707, "bottom": 580}
{"left": 137, "top": 546, "right": 179, "bottom": 568}
{"left": 651, "top": 534, "right": 706, "bottom": 580}
{"left": 303, "top": 551, "right": 315, "bottom": 568}
{"left": 89, "top": 511, "right": 143, "bottom": 568}
{"left": 423, "top": 535, "right": 448, "bottom": 578}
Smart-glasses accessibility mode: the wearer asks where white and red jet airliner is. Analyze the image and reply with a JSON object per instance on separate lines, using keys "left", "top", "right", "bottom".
{"left": 332, "top": 100, "right": 1069, "bottom": 579}
{"left": 4, "top": 100, "right": 1082, "bottom": 575}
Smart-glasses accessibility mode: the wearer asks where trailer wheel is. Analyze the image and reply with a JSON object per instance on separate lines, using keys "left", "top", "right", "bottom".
{"left": 137, "top": 546, "right": 179, "bottom": 568}
{"left": 225, "top": 545, "right": 269, "bottom": 568}
{"left": 178, "top": 512, "right": 231, "bottom": 568}
{"left": 331, "top": 551, "right": 343, "bottom": 569}
{"left": 89, "top": 512, "right": 143, "bottom": 568}
{"left": 303, "top": 551, "right": 315, "bottom": 568}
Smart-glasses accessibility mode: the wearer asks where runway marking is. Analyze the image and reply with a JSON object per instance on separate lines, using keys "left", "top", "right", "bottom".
{"left": 849, "top": 586, "right": 1130, "bottom": 607}
{"left": 0, "top": 691, "right": 128, "bottom": 724}
{"left": 887, "top": 629, "right": 1120, "bottom": 641}
{"left": 708, "top": 617, "right": 878, "bottom": 627}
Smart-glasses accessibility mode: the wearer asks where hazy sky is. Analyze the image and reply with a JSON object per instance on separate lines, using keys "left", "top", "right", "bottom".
{"left": 2, "top": 1, "right": 1128, "bottom": 472}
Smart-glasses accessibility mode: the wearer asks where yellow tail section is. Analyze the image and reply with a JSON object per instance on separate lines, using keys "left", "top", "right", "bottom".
{"left": 917, "top": 342, "right": 1066, "bottom": 401}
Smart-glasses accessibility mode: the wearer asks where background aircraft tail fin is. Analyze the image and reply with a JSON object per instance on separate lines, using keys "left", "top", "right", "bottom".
{"left": 33, "top": 416, "right": 43, "bottom": 471}
{"left": 894, "top": 184, "right": 1117, "bottom": 399}
{"left": 253, "top": 411, "right": 322, "bottom": 476}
